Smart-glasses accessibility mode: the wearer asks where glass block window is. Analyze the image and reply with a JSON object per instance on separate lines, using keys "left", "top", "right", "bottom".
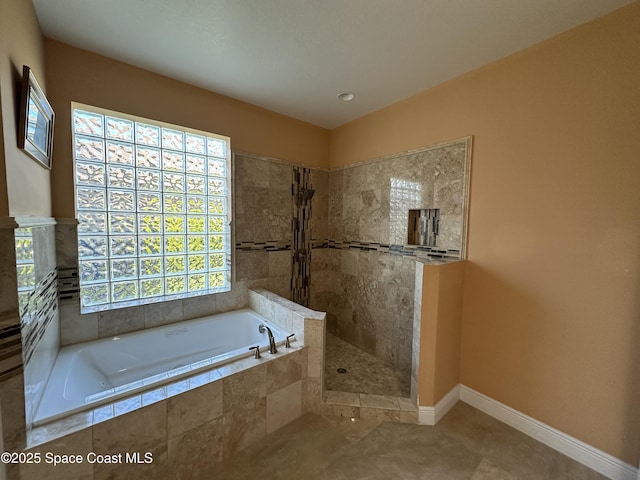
{"left": 15, "top": 227, "right": 36, "bottom": 316}
{"left": 73, "top": 104, "right": 231, "bottom": 311}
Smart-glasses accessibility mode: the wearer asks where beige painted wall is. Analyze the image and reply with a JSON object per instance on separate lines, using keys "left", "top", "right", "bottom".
{"left": 44, "top": 40, "right": 330, "bottom": 218}
{"left": 0, "top": 0, "right": 50, "bottom": 217}
{"left": 331, "top": 2, "right": 640, "bottom": 465}
{"left": 418, "top": 261, "right": 465, "bottom": 406}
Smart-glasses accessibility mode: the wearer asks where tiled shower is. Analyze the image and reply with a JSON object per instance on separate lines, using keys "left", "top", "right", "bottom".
{"left": 235, "top": 138, "right": 469, "bottom": 382}
{"left": 312, "top": 140, "right": 469, "bottom": 379}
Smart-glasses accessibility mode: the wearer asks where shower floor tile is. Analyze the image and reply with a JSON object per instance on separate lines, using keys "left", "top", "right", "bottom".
{"left": 324, "top": 333, "right": 410, "bottom": 398}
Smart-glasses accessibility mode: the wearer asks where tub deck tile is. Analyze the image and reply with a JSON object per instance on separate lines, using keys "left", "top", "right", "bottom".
{"left": 222, "top": 363, "right": 267, "bottom": 412}
{"left": 167, "top": 379, "right": 223, "bottom": 438}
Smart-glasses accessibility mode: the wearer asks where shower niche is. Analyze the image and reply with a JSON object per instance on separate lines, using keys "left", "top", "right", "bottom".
{"left": 407, "top": 208, "right": 440, "bottom": 247}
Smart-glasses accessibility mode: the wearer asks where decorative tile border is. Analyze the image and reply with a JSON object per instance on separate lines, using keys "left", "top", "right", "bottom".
{"left": 21, "top": 269, "right": 58, "bottom": 368}
{"left": 235, "top": 239, "right": 459, "bottom": 259}
{"left": 58, "top": 266, "right": 80, "bottom": 304}
{"left": 317, "top": 239, "right": 460, "bottom": 259}
{"left": 235, "top": 241, "right": 292, "bottom": 252}
{"left": 0, "top": 322, "right": 23, "bottom": 380}
{"left": 292, "top": 166, "right": 313, "bottom": 307}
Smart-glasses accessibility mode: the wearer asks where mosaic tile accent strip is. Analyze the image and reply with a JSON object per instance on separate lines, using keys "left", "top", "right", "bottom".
{"left": 292, "top": 167, "right": 313, "bottom": 307}
{"left": 0, "top": 322, "right": 22, "bottom": 380}
{"left": 234, "top": 238, "right": 459, "bottom": 258}
{"left": 316, "top": 239, "right": 460, "bottom": 259}
{"left": 235, "top": 241, "right": 292, "bottom": 252}
{"left": 58, "top": 266, "right": 80, "bottom": 304}
{"left": 21, "top": 268, "right": 59, "bottom": 368}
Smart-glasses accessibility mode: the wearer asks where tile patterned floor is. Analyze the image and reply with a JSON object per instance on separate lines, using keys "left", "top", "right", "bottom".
{"left": 324, "top": 333, "right": 410, "bottom": 397}
{"left": 211, "top": 402, "right": 608, "bottom": 480}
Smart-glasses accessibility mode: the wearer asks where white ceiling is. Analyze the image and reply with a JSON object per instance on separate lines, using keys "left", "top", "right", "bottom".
{"left": 32, "top": 0, "right": 633, "bottom": 129}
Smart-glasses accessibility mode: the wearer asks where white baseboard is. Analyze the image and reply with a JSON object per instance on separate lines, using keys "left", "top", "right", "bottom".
{"left": 459, "top": 385, "right": 638, "bottom": 480}
{"left": 418, "top": 384, "right": 460, "bottom": 426}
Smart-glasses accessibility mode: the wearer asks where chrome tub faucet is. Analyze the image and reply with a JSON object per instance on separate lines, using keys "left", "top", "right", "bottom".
{"left": 259, "top": 324, "right": 278, "bottom": 354}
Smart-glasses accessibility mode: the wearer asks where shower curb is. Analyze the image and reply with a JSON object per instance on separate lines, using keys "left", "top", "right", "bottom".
{"left": 315, "top": 390, "right": 418, "bottom": 424}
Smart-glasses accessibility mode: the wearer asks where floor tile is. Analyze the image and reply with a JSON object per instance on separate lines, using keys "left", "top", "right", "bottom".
{"left": 206, "top": 403, "right": 609, "bottom": 480}
{"left": 325, "top": 333, "right": 410, "bottom": 397}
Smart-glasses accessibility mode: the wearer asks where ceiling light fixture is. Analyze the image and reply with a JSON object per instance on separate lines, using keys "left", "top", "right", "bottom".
{"left": 337, "top": 92, "right": 355, "bottom": 102}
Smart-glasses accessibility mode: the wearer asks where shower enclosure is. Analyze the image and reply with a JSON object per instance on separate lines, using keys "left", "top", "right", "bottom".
{"left": 310, "top": 138, "right": 472, "bottom": 399}
{"left": 233, "top": 137, "right": 472, "bottom": 401}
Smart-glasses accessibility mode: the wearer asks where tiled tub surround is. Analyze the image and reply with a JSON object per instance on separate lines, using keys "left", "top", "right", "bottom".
{"left": 14, "top": 221, "right": 61, "bottom": 438}
{"left": 248, "top": 288, "right": 326, "bottom": 414}
{"left": 33, "top": 309, "right": 289, "bottom": 426}
{"left": 21, "top": 289, "right": 326, "bottom": 479}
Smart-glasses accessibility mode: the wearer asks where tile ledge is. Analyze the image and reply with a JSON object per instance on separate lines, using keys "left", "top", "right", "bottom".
{"left": 323, "top": 390, "right": 417, "bottom": 414}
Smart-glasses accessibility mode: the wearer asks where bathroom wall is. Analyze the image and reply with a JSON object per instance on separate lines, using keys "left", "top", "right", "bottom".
{"left": 43, "top": 39, "right": 330, "bottom": 221}
{"left": 0, "top": 0, "right": 50, "bottom": 218}
{"left": 0, "top": 2, "right": 56, "bottom": 478}
{"left": 417, "top": 261, "right": 465, "bottom": 406}
{"left": 312, "top": 140, "right": 469, "bottom": 377}
{"left": 329, "top": 1, "right": 640, "bottom": 466}
{"left": 328, "top": 140, "right": 469, "bottom": 251}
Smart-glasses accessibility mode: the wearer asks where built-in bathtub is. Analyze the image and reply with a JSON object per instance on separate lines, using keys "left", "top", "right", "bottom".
{"left": 23, "top": 291, "right": 326, "bottom": 478}
{"left": 34, "top": 308, "right": 288, "bottom": 426}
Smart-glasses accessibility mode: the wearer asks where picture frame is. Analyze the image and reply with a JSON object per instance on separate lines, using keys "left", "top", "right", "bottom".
{"left": 18, "top": 65, "right": 55, "bottom": 169}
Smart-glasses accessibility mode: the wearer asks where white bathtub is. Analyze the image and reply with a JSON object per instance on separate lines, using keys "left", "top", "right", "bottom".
{"left": 34, "top": 308, "right": 287, "bottom": 426}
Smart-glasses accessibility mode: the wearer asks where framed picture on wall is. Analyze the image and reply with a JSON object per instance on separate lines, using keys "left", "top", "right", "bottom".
{"left": 18, "top": 65, "right": 55, "bottom": 169}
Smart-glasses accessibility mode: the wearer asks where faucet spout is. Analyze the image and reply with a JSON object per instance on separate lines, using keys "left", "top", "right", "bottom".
{"left": 259, "top": 324, "right": 278, "bottom": 354}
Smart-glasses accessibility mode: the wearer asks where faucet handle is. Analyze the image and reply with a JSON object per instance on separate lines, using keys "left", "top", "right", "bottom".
{"left": 249, "top": 345, "right": 261, "bottom": 359}
{"left": 285, "top": 333, "right": 295, "bottom": 348}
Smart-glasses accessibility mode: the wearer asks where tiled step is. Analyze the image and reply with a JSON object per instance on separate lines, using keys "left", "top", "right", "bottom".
{"left": 315, "top": 390, "right": 418, "bottom": 423}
